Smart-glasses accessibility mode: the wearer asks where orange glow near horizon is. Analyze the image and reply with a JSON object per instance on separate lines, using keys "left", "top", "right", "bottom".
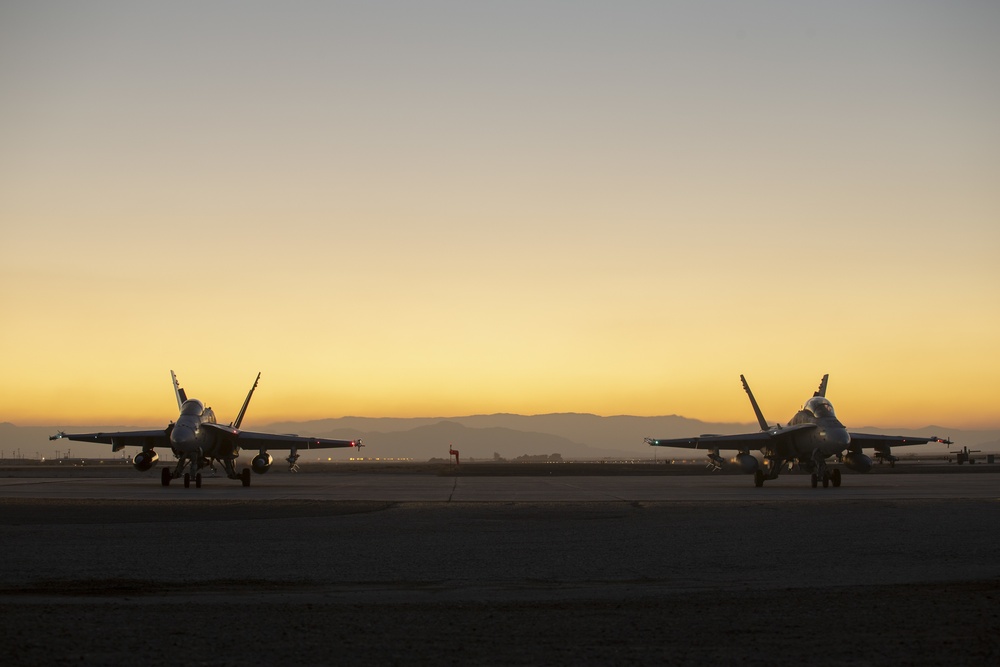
{"left": 4, "top": 365, "right": 996, "bottom": 431}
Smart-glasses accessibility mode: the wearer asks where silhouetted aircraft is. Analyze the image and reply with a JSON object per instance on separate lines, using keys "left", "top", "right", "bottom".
{"left": 50, "top": 371, "right": 361, "bottom": 487}
{"left": 645, "top": 374, "right": 951, "bottom": 487}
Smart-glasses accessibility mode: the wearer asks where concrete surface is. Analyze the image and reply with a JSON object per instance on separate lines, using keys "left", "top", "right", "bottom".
{"left": 1, "top": 469, "right": 998, "bottom": 665}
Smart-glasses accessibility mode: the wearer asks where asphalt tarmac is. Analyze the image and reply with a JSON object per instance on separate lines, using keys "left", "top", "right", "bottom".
{"left": 2, "top": 464, "right": 998, "bottom": 501}
{"left": 1, "top": 468, "right": 998, "bottom": 665}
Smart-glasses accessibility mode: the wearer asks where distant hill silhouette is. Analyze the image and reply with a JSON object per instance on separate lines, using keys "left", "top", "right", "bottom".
{"left": 264, "top": 413, "right": 748, "bottom": 449}
{"left": 262, "top": 413, "right": 749, "bottom": 459}
{"left": 2, "top": 416, "right": 994, "bottom": 462}
{"left": 339, "top": 420, "right": 606, "bottom": 461}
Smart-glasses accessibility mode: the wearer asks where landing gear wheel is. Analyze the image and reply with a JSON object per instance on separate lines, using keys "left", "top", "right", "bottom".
{"left": 822, "top": 471, "right": 830, "bottom": 488}
{"left": 183, "top": 472, "right": 190, "bottom": 488}
{"left": 195, "top": 473, "right": 202, "bottom": 489}
{"left": 754, "top": 470, "right": 765, "bottom": 488}
{"left": 161, "top": 467, "right": 171, "bottom": 487}
{"left": 810, "top": 473, "right": 818, "bottom": 488}
{"left": 240, "top": 468, "right": 251, "bottom": 487}
{"left": 831, "top": 469, "right": 842, "bottom": 488}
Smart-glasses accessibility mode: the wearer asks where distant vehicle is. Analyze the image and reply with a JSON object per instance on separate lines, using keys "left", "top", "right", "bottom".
{"left": 645, "top": 375, "right": 951, "bottom": 488}
{"left": 51, "top": 371, "right": 361, "bottom": 487}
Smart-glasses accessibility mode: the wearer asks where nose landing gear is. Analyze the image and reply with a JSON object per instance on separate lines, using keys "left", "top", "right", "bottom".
{"left": 811, "top": 469, "right": 842, "bottom": 488}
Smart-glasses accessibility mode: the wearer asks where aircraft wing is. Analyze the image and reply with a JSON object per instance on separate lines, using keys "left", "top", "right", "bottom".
{"left": 645, "top": 423, "right": 816, "bottom": 450}
{"left": 202, "top": 423, "right": 359, "bottom": 450}
{"left": 49, "top": 429, "right": 171, "bottom": 452}
{"left": 847, "top": 432, "right": 952, "bottom": 449}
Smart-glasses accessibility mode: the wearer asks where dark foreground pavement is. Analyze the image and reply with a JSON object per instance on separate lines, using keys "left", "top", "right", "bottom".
{"left": 1, "top": 498, "right": 998, "bottom": 665}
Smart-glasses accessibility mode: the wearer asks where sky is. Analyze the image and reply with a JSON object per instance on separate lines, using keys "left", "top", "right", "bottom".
{"left": 1, "top": 1, "right": 998, "bottom": 430}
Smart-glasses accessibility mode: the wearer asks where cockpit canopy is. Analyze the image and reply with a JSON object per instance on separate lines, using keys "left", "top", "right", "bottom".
{"left": 180, "top": 399, "right": 205, "bottom": 416}
{"left": 804, "top": 396, "right": 836, "bottom": 418}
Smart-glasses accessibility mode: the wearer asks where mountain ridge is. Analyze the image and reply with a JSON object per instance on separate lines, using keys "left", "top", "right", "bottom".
{"left": 6, "top": 416, "right": 995, "bottom": 462}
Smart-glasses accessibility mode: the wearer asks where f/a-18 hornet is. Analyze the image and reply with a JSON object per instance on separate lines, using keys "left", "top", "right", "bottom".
{"left": 51, "top": 371, "right": 362, "bottom": 488}
{"left": 645, "top": 375, "right": 951, "bottom": 488}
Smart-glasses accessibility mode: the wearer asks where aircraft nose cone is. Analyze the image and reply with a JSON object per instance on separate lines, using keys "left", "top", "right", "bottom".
{"left": 826, "top": 427, "right": 851, "bottom": 449}
{"left": 170, "top": 424, "right": 197, "bottom": 450}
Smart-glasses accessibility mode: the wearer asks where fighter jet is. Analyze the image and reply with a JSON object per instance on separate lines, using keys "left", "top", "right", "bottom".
{"left": 50, "top": 371, "right": 361, "bottom": 487}
{"left": 645, "top": 374, "right": 951, "bottom": 488}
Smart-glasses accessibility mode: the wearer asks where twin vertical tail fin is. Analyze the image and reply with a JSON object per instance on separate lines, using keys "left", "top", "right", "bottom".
{"left": 171, "top": 370, "right": 187, "bottom": 410}
{"left": 232, "top": 372, "right": 261, "bottom": 429}
{"left": 740, "top": 374, "right": 770, "bottom": 432}
{"left": 814, "top": 374, "right": 829, "bottom": 398}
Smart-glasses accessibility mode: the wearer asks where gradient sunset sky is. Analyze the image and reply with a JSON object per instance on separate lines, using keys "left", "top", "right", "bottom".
{"left": 2, "top": 2, "right": 998, "bottom": 429}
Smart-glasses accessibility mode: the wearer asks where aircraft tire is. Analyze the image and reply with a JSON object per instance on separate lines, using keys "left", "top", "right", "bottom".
{"left": 195, "top": 473, "right": 202, "bottom": 489}
{"left": 241, "top": 468, "right": 251, "bottom": 487}
{"left": 831, "top": 469, "right": 842, "bottom": 487}
{"left": 811, "top": 473, "right": 818, "bottom": 488}
{"left": 183, "top": 473, "right": 190, "bottom": 488}
{"left": 161, "top": 467, "right": 171, "bottom": 487}
{"left": 753, "top": 470, "right": 765, "bottom": 488}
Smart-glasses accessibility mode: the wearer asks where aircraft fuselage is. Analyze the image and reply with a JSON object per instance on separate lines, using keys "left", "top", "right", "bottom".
{"left": 170, "top": 399, "right": 236, "bottom": 462}
{"left": 784, "top": 396, "right": 851, "bottom": 459}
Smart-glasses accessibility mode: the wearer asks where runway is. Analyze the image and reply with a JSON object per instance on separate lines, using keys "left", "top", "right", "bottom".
{"left": 1, "top": 468, "right": 997, "bottom": 502}
{"left": 2, "top": 469, "right": 998, "bottom": 665}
